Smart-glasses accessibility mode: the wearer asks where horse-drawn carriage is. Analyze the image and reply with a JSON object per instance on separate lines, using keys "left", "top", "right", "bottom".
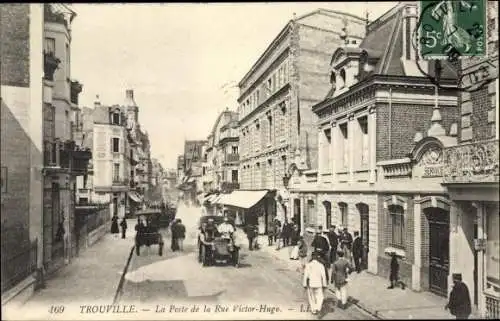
{"left": 198, "top": 215, "right": 240, "bottom": 267}
{"left": 135, "top": 209, "right": 164, "bottom": 256}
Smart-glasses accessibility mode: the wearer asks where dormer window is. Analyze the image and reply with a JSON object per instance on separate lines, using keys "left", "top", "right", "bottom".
{"left": 112, "top": 111, "right": 120, "bottom": 125}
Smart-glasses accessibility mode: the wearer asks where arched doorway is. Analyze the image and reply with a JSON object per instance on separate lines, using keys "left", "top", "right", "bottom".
{"left": 356, "top": 203, "right": 369, "bottom": 270}
{"left": 323, "top": 201, "right": 332, "bottom": 229}
{"left": 425, "top": 207, "right": 450, "bottom": 297}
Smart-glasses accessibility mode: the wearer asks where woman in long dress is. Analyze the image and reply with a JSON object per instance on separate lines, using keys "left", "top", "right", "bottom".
{"left": 111, "top": 215, "right": 119, "bottom": 237}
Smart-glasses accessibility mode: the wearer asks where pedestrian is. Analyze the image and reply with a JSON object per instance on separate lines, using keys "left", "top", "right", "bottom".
{"left": 332, "top": 250, "right": 353, "bottom": 309}
{"left": 275, "top": 224, "right": 283, "bottom": 251}
{"left": 267, "top": 222, "right": 275, "bottom": 246}
{"left": 120, "top": 217, "right": 128, "bottom": 239}
{"left": 134, "top": 217, "right": 145, "bottom": 256}
{"left": 282, "top": 221, "right": 291, "bottom": 247}
{"left": 340, "top": 227, "right": 353, "bottom": 263}
{"left": 171, "top": 219, "right": 179, "bottom": 251}
{"left": 289, "top": 224, "right": 300, "bottom": 259}
{"left": 111, "top": 215, "right": 119, "bottom": 237}
{"left": 327, "top": 226, "right": 339, "bottom": 265}
{"left": 245, "top": 224, "right": 257, "bottom": 251}
{"left": 387, "top": 252, "right": 406, "bottom": 289}
{"left": 303, "top": 251, "right": 328, "bottom": 315}
{"left": 177, "top": 219, "right": 186, "bottom": 251}
{"left": 352, "top": 231, "right": 363, "bottom": 273}
{"left": 297, "top": 235, "right": 308, "bottom": 273}
{"left": 445, "top": 273, "right": 471, "bottom": 320}
{"left": 198, "top": 223, "right": 208, "bottom": 263}
{"left": 311, "top": 226, "right": 331, "bottom": 282}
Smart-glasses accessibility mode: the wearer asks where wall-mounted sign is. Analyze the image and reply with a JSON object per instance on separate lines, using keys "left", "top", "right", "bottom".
{"left": 415, "top": 145, "right": 444, "bottom": 178}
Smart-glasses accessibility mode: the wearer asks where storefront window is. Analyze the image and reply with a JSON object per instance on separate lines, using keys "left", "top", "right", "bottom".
{"left": 486, "top": 204, "right": 500, "bottom": 295}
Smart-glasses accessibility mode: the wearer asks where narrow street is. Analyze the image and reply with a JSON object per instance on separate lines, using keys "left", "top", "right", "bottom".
{"left": 119, "top": 206, "right": 374, "bottom": 320}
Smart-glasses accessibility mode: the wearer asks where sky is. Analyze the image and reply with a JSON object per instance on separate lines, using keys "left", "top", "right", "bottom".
{"left": 70, "top": 2, "right": 397, "bottom": 169}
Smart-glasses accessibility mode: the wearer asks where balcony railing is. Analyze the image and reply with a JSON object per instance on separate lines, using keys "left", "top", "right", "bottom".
{"left": 43, "top": 139, "right": 91, "bottom": 174}
{"left": 225, "top": 153, "right": 240, "bottom": 163}
{"left": 221, "top": 181, "right": 240, "bottom": 191}
{"left": 113, "top": 178, "right": 129, "bottom": 186}
{"left": 486, "top": 293, "right": 500, "bottom": 319}
{"left": 443, "top": 139, "right": 499, "bottom": 184}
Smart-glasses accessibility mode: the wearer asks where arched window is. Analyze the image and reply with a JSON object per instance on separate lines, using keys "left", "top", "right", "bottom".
{"left": 112, "top": 110, "right": 121, "bottom": 125}
{"left": 323, "top": 201, "right": 332, "bottom": 228}
{"left": 330, "top": 72, "right": 336, "bottom": 88}
{"left": 389, "top": 205, "right": 405, "bottom": 248}
{"left": 306, "top": 200, "right": 315, "bottom": 228}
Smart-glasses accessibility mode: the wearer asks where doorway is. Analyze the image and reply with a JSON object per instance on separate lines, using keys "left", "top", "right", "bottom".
{"left": 357, "top": 203, "right": 369, "bottom": 270}
{"left": 427, "top": 208, "right": 450, "bottom": 297}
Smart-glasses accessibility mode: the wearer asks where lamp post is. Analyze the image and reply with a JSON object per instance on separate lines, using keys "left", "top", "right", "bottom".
{"left": 281, "top": 173, "right": 291, "bottom": 223}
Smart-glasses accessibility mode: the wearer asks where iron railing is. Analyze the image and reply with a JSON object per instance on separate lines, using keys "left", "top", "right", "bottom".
{"left": 1, "top": 240, "right": 38, "bottom": 293}
{"left": 486, "top": 293, "right": 500, "bottom": 319}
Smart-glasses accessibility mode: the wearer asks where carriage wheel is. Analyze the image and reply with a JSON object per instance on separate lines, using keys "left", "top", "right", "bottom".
{"left": 159, "top": 243, "right": 163, "bottom": 256}
{"left": 136, "top": 244, "right": 140, "bottom": 256}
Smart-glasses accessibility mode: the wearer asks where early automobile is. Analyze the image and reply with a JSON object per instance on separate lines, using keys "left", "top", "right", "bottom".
{"left": 135, "top": 209, "right": 164, "bottom": 256}
{"left": 198, "top": 215, "right": 239, "bottom": 267}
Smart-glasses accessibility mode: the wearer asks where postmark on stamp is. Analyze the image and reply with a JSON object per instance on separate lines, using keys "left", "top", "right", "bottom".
{"left": 418, "top": 0, "right": 487, "bottom": 60}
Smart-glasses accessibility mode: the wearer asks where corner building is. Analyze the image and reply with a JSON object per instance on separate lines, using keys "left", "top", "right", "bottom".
{"left": 238, "top": 9, "right": 367, "bottom": 227}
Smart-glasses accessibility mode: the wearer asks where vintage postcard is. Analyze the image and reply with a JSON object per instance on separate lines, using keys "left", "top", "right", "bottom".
{"left": 1, "top": 1, "right": 498, "bottom": 320}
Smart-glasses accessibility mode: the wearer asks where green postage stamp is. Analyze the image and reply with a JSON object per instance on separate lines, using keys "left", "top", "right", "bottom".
{"left": 419, "top": 0, "right": 487, "bottom": 60}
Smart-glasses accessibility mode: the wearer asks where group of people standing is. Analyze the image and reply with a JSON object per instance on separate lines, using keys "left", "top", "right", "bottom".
{"left": 111, "top": 214, "right": 128, "bottom": 239}
{"left": 170, "top": 219, "right": 186, "bottom": 252}
{"left": 301, "top": 225, "right": 366, "bottom": 315}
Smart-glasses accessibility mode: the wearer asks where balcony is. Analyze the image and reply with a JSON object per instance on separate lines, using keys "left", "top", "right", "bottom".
{"left": 43, "top": 51, "right": 60, "bottom": 81}
{"left": 221, "top": 181, "right": 240, "bottom": 192}
{"left": 443, "top": 139, "right": 499, "bottom": 184}
{"left": 225, "top": 153, "right": 240, "bottom": 163}
{"left": 70, "top": 80, "right": 83, "bottom": 105}
{"left": 43, "top": 139, "right": 92, "bottom": 175}
{"left": 113, "top": 178, "right": 129, "bottom": 187}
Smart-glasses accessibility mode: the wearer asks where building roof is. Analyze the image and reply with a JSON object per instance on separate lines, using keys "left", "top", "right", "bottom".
{"left": 238, "top": 8, "right": 366, "bottom": 90}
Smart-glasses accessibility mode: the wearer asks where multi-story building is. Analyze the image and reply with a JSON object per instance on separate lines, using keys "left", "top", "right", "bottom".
{"left": 290, "top": 1, "right": 461, "bottom": 296}
{"left": 442, "top": 2, "right": 499, "bottom": 317}
{"left": 1, "top": 3, "right": 44, "bottom": 303}
{"left": 90, "top": 99, "right": 132, "bottom": 219}
{"left": 151, "top": 158, "right": 164, "bottom": 187}
{"left": 202, "top": 109, "right": 240, "bottom": 193}
{"left": 178, "top": 140, "right": 206, "bottom": 206}
{"left": 237, "top": 9, "right": 367, "bottom": 229}
{"left": 1, "top": 3, "right": 91, "bottom": 304}
{"left": 41, "top": 4, "right": 92, "bottom": 275}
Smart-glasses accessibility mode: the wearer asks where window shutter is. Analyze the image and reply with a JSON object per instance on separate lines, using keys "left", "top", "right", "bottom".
{"left": 110, "top": 138, "right": 113, "bottom": 152}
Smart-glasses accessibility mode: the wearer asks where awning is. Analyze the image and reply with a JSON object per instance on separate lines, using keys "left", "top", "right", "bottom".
{"left": 216, "top": 190, "right": 268, "bottom": 209}
{"left": 186, "top": 177, "right": 195, "bottom": 183}
{"left": 129, "top": 192, "right": 143, "bottom": 203}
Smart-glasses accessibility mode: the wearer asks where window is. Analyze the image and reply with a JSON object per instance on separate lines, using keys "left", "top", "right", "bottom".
{"left": 323, "top": 128, "right": 332, "bottom": 173}
{"left": 389, "top": 205, "right": 405, "bottom": 248}
{"left": 112, "top": 112, "right": 120, "bottom": 125}
{"left": 324, "top": 201, "right": 332, "bottom": 228}
{"left": 339, "top": 202, "right": 348, "bottom": 227}
{"left": 44, "top": 37, "right": 56, "bottom": 55}
{"left": 339, "top": 69, "right": 346, "bottom": 88}
{"left": 112, "top": 137, "right": 120, "bottom": 153}
{"left": 1, "top": 167, "right": 7, "bottom": 193}
{"left": 232, "top": 146, "right": 238, "bottom": 154}
{"left": 232, "top": 170, "right": 238, "bottom": 183}
{"left": 256, "top": 90, "right": 260, "bottom": 106}
{"left": 339, "top": 123, "right": 349, "bottom": 169}
{"left": 358, "top": 117, "right": 369, "bottom": 165}
{"left": 267, "top": 78, "right": 273, "bottom": 96}
{"left": 268, "top": 115, "right": 273, "bottom": 144}
{"left": 113, "top": 163, "right": 120, "bottom": 182}
{"left": 306, "top": 200, "right": 315, "bottom": 227}
{"left": 330, "top": 72, "right": 336, "bottom": 93}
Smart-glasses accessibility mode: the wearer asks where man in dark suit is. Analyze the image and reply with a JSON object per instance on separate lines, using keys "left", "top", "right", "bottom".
{"left": 352, "top": 231, "right": 363, "bottom": 273}
{"left": 311, "top": 226, "right": 331, "bottom": 283}
{"left": 327, "top": 226, "right": 339, "bottom": 264}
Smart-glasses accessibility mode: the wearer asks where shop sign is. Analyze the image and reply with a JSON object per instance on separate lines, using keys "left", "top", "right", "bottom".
{"left": 415, "top": 145, "right": 444, "bottom": 178}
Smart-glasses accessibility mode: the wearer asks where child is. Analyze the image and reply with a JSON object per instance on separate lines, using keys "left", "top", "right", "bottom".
{"left": 388, "top": 252, "right": 406, "bottom": 290}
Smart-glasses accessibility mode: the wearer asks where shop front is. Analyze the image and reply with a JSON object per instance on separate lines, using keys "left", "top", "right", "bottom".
{"left": 443, "top": 139, "right": 499, "bottom": 318}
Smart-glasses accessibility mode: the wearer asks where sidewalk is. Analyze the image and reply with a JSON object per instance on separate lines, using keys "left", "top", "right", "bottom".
{"left": 256, "top": 235, "right": 465, "bottom": 320}
{"left": 2, "top": 224, "right": 135, "bottom": 320}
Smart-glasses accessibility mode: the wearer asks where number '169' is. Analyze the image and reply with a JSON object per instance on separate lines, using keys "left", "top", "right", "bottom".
{"left": 49, "top": 305, "right": 65, "bottom": 314}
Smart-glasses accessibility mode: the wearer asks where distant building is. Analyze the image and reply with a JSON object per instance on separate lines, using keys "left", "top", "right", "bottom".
{"left": 202, "top": 108, "right": 240, "bottom": 194}
{"left": 177, "top": 140, "right": 207, "bottom": 206}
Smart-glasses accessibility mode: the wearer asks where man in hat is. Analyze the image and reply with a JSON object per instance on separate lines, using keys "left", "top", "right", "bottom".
{"left": 303, "top": 251, "right": 328, "bottom": 315}
{"left": 445, "top": 273, "right": 471, "bottom": 319}
{"left": 340, "top": 227, "right": 353, "bottom": 263}
{"left": 311, "top": 226, "right": 331, "bottom": 283}
{"left": 332, "top": 250, "right": 353, "bottom": 309}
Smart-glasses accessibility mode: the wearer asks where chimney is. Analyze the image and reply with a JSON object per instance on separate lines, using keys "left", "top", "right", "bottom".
{"left": 126, "top": 89, "right": 134, "bottom": 99}
{"left": 94, "top": 94, "right": 101, "bottom": 108}
{"left": 125, "top": 89, "right": 137, "bottom": 107}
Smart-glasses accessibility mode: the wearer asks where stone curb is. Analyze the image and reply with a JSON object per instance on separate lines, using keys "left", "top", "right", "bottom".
{"left": 113, "top": 245, "right": 136, "bottom": 304}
